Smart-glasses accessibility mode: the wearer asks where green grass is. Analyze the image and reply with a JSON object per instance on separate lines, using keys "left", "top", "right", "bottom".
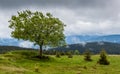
{"left": 0, "top": 50, "right": 120, "bottom": 74}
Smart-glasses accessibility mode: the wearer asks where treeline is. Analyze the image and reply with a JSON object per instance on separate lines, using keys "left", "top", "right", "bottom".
{"left": 1, "top": 42, "right": 120, "bottom": 55}
{"left": 49, "top": 42, "right": 120, "bottom": 54}
{"left": 0, "top": 46, "right": 36, "bottom": 54}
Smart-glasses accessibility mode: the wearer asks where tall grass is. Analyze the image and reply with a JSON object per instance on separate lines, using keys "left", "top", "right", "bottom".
{"left": 0, "top": 50, "right": 120, "bottom": 74}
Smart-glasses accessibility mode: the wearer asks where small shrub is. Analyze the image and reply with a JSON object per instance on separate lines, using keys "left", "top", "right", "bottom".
{"left": 84, "top": 50, "right": 92, "bottom": 61}
{"left": 34, "top": 63, "right": 39, "bottom": 72}
{"left": 35, "top": 67, "right": 39, "bottom": 72}
{"left": 35, "top": 55, "right": 49, "bottom": 60}
{"left": 97, "top": 49, "right": 110, "bottom": 65}
{"left": 56, "top": 52, "right": 61, "bottom": 58}
{"left": 74, "top": 50, "right": 80, "bottom": 55}
{"left": 0, "top": 56, "right": 6, "bottom": 60}
{"left": 67, "top": 51, "right": 73, "bottom": 58}
{"left": 83, "top": 66, "right": 87, "bottom": 69}
{"left": 60, "top": 51, "right": 65, "bottom": 56}
{"left": 68, "top": 54, "right": 73, "bottom": 58}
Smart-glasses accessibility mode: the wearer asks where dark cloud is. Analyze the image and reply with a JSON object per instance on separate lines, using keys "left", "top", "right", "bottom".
{"left": 0, "top": 0, "right": 118, "bottom": 21}
{"left": 0, "top": 0, "right": 113, "bottom": 9}
{"left": 0, "top": 0, "right": 120, "bottom": 37}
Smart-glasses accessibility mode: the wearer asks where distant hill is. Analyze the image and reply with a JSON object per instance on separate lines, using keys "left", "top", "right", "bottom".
{"left": 66, "top": 35, "right": 120, "bottom": 44}
{"left": 0, "top": 46, "right": 36, "bottom": 54}
{"left": 51, "top": 42, "right": 120, "bottom": 54}
{"left": 1, "top": 34, "right": 120, "bottom": 54}
{"left": 1, "top": 41, "right": 120, "bottom": 54}
{"left": 1, "top": 35, "right": 120, "bottom": 48}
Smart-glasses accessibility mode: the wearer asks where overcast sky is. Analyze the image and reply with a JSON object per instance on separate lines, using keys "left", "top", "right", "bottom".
{"left": 1, "top": 0, "right": 120, "bottom": 38}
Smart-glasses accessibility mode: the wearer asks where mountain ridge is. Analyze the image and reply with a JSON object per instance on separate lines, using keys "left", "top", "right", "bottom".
{"left": 51, "top": 41, "right": 120, "bottom": 54}
{"left": 0, "top": 34, "right": 120, "bottom": 48}
{"left": 66, "top": 34, "right": 120, "bottom": 44}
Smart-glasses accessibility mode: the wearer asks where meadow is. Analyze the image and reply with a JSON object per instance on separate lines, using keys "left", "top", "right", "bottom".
{"left": 0, "top": 50, "right": 120, "bottom": 74}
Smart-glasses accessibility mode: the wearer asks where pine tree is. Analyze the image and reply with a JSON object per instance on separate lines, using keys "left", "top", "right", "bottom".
{"left": 97, "top": 49, "right": 110, "bottom": 65}
{"left": 56, "top": 52, "right": 61, "bottom": 58}
{"left": 67, "top": 51, "right": 73, "bottom": 58}
{"left": 74, "top": 50, "right": 80, "bottom": 55}
{"left": 84, "top": 50, "right": 92, "bottom": 61}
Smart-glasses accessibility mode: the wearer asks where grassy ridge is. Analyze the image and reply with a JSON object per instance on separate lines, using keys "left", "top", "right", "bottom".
{"left": 0, "top": 50, "right": 120, "bottom": 74}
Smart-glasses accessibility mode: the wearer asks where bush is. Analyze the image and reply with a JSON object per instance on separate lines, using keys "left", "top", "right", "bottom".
{"left": 67, "top": 51, "right": 73, "bottom": 58}
{"left": 60, "top": 51, "right": 65, "bottom": 56}
{"left": 34, "top": 63, "right": 40, "bottom": 72}
{"left": 68, "top": 54, "right": 73, "bottom": 58}
{"left": 84, "top": 50, "right": 92, "bottom": 61}
{"left": 35, "top": 67, "right": 39, "bottom": 72}
{"left": 56, "top": 52, "right": 61, "bottom": 58}
{"left": 74, "top": 50, "right": 80, "bottom": 55}
{"left": 97, "top": 49, "right": 110, "bottom": 65}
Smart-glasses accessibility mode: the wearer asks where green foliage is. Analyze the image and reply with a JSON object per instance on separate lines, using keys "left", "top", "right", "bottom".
{"left": 9, "top": 10, "right": 66, "bottom": 47}
{"left": 60, "top": 51, "right": 65, "bottom": 56}
{"left": 56, "top": 52, "right": 61, "bottom": 58}
{"left": 67, "top": 51, "right": 73, "bottom": 58}
{"left": 68, "top": 54, "right": 73, "bottom": 58}
{"left": 97, "top": 49, "right": 110, "bottom": 65}
{"left": 34, "top": 66, "right": 39, "bottom": 72}
{"left": 34, "top": 63, "right": 40, "bottom": 73}
{"left": 74, "top": 50, "right": 80, "bottom": 55}
{"left": 9, "top": 10, "right": 66, "bottom": 56}
{"left": 84, "top": 50, "right": 92, "bottom": 61}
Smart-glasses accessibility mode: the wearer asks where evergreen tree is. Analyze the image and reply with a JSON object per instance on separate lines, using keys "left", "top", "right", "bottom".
{"left": 74, "top": 50, "right": 80, "bottom": 55}
{"left": 56, "top": 52, "right": 61, "bottom": 58}
{"left": 67, "top": 51, "right": 73, "bottom": 58}
{"left": 97, "top": 49, "right": 110, "bottom": 65}
{"left": 84, "top": 50, "right": 92, "bottom": 61}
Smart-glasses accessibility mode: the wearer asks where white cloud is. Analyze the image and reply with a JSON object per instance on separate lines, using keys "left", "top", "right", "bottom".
{"left": 71, "top": 37, "right": 82, "bottom": 43}
{"left": 0, "top": 12, "right": 11, "bottom": 38}
{"left": 80, "top": 42, "right": 86, "bottom": 47}
{"left": 1, "top": 4, "right": 120, "bottom": 39}
{"left": 97, "top": 42, "right": 104, "bottom": 45}
{"left": 19, "top": 41, "right": 34, "bottom": 48}
{"left": 65, "top": 20, "right": 120, "bottom": 36}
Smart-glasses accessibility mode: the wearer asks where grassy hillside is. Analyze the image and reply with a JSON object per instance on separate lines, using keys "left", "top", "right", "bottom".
{"left": 0, "top": 50, "right": 120, "bottom": 74}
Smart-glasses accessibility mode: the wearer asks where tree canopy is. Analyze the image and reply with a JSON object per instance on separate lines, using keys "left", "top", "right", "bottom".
{"left": 9, "top": 10, "right": 66, "bottom": 57}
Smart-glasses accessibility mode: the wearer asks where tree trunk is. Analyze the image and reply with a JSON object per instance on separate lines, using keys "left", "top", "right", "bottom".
{"left": 39, "top": 45, "right": 42, "bottom": 57}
